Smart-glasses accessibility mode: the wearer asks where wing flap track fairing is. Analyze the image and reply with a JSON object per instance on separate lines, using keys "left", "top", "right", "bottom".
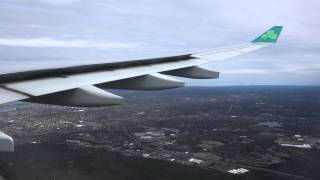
{"left": 161, "top": 65, "right": 219, "bottom": 79}
{"left": 25, "top": 85, "right": 124, "bottom": 107}
{"left": 99, "top": 73, "right": 185, "bottom": 90}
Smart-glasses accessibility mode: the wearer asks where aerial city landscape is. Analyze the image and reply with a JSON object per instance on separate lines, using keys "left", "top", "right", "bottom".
{"left": 0, "top": 0, "right": 318, "bottom": 180}
{"left": 0, "top": 86, "right": 319, "bottom": 180}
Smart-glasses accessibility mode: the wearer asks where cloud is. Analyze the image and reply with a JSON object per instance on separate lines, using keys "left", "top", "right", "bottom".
{"left": 22, "top": 24, "right": 44, "bottom": 29}
{"left": 0, "top": 38, "right": 141, "bottom": 48}
{"left": 223, "top": 69, "right": 273, "bottom": 74}
{"left": 38, "top": 0, "right": 80, "bottom": 5}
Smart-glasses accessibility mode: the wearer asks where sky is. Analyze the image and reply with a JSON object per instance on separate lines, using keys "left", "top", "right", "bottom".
{"left": 0, "top": 0, "right": 319, "bottom": 85}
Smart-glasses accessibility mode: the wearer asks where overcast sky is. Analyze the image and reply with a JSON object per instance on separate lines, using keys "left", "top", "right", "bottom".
{"left": 0, "top": 0, "right": 319, "bottom": 85}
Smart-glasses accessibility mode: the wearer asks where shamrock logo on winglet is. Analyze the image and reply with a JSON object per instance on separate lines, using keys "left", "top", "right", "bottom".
{"left": 261, "top": 30, "right": 278, "bottom": 40}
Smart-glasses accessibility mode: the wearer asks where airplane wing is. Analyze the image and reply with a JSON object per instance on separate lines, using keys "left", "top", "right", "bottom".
{"left": 0, "top": 26, "right": 283, "bottom": 107}
{"left": 0, "top": 26, "right": 283, "bottom": 151}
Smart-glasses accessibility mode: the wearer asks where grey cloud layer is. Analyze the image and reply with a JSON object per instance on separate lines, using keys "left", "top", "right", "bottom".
{"left": 0, "top": 0, "right": 319, "bottom": 85}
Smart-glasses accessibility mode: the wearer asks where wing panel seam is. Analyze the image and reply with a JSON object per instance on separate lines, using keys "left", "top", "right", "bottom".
{"left": 0, "top": 85, "right": 33, "bottom": 97}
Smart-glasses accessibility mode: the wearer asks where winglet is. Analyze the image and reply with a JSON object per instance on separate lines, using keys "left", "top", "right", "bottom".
{"left": 251, "top": 26, "right": 283, "bottom": 43}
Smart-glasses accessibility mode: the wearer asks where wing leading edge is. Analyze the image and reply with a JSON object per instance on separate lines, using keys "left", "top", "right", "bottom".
{"left": 0, "top": 26, "right": 283, "bottom": 107}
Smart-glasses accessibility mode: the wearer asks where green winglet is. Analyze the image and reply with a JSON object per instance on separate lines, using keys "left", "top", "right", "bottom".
{"left": 251, "top": 26, "right": 283, "bottom": 43}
